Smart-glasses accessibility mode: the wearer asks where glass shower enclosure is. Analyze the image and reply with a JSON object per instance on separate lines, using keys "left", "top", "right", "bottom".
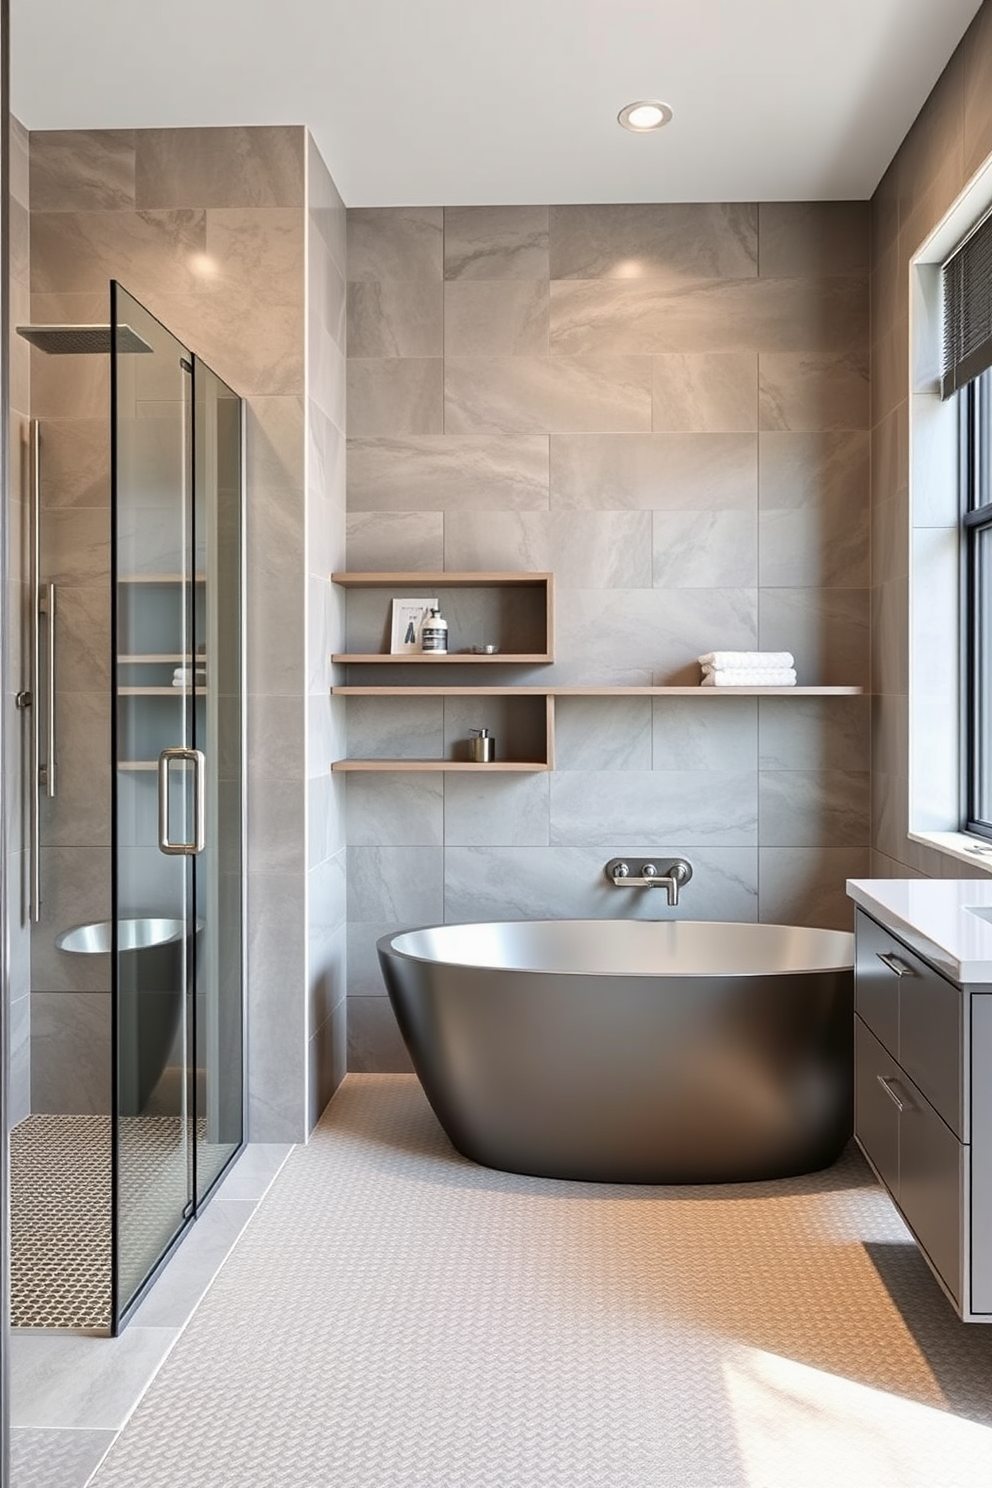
{"left": 111, "top": 283, "right": 244, "bottom": 1327}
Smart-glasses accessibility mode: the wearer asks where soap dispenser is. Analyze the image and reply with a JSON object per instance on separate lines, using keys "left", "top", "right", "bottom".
{"left": 469, "top": 728, "right": 495, "bottom": 763}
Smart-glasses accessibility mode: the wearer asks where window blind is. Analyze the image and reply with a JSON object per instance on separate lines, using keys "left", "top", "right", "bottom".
{"left": 942, "top": 207, "right": 992, "bottom": 399}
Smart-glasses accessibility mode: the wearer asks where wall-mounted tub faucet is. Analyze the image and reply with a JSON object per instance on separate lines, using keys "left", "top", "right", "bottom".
{"left": 605, "top": 857, "right": 693, "bottom": 908}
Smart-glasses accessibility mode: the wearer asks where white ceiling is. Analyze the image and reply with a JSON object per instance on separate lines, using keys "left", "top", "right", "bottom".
{"left": 10, "top": 0, "right": 986, "bottom": 206}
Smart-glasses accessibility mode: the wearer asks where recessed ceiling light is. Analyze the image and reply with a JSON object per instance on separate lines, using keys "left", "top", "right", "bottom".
{"left": 617, "top": 100, "right": 673, "bottom": 133}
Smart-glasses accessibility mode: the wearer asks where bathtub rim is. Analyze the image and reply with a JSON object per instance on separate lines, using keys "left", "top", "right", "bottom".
{"left": 378, "top": 918, "right": 855, "bottom": 980}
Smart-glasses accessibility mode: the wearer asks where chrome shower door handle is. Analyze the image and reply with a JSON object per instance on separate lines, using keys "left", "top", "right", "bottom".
{"left": 158, "top": 747, "right": 206, "bottom": 856}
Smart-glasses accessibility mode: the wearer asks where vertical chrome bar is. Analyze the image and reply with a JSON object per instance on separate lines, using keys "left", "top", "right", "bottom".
{"left": 193, "top": 747, "right": 205, "bottom": 854}
{"left": 39, "top": 580, "right": 55, "bottom": 798}
{"left": 158, "top": 746, "right": 206, "bottom": 855}
{"left": 28, "top": 418, "right": 40, "bottom": 921}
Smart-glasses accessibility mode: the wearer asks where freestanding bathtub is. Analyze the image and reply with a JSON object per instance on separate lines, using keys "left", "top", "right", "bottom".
{"left": 378, "top": 919, "right": 855, "bottom": 1184}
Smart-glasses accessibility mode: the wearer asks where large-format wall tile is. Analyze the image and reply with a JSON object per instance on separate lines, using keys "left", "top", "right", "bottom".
{"left": 247, "top": 870, "right": 307, "bottom": 1142}
{"left": 758, "top": 770, "right": 870, "bottom": 847}
{"left": 30, "top": 209, "right": 207, "bottom": 298}
{"left": 10, "top": 113, "right": 29, "bottom": 206}
{"left": 140, "top": 293, "right": 304, "bottom": 398}
{"left": 348, "top": 207, "right": 443, "bottom": 282}
{"left": 347, "top": 434, "right": 549, "bottom": 511}
{"left": 758, "top": 430, "right": 870, "bottom": 511}
{"left": 871, "top": 401, "right": 909, "bottom": 511}
{"left": 552, "top": 432, "right": 757, "bottom": 511}
{"left": 652, "top": 697, "right": 758, "bottom": 771}
{"left": 758, "top": 696, "right": 870, "bottom": 773}
{"left": 758, "top": 588, "right": 870, "bottom": 688}
{"left": 444, "top": 509, "right": 652, "bottom": 588}
{"left": 346, "top": 920, "right": 405, "bottom": 997}
{"left": 443, "top": 773, "right": 550, "bottom": 847}
{"left": 29, "top": 340, "right": 110, "bottom": 420}
{"left": 554, "top": 586, "right": 758, "bottom": 685}
{"left": 550, "top": 770, "right": 758, "bottom": 846}
{"left": 205, "top": 209, "right": 304, "bottom": 310}
{"left": 758, "top": 352, "right": 870, "bottom": 431}
{"left": 37, "top": 418, "right": 110, "bottom": 509}
{"left": 135, "top": 126, "right": 305, "bottom": 209}
{"left": 246, "top": 485, "right": 305, "bottom": 698}
{"left": 442, "top": 845, "right": 758, "bottom": 923}
{"left": 653, "top": 510, "right": 757, "bottom": 588}
{"left": 52, "top": 588, "right": 111, "bottom": 697}
{"left": 871, "top": 577, "right": 909, "bottom": 697}
{"left": 30, "top": 129, "right": 136, "bottom": 212}
{"left": 39, "top": 692, "right": 110, "bottom": 849}
{"left": 30, "top": 845, "right": 111, "bottom": 995}
{"left": 553, "top": 697, "right": 653, "bottom": 772}
{"left": 42, "top": 507, "right": 110, "bottom": 587}
{"left": 964, "top": 2, "right": 992, "bottom": 179}
{"left": 757, "top": 846, "right": 870, "bottom": 931}
{"left": 549, "top": 204, "right": 758, "bottom": 281}
{"left": 345, "top": 511, "right": 444, "bottom": 570}
{"left": 549, "top": 277, "right": 868, "bottom": 357}
{"left": 347, "top": 846, "right": 444, "bottom": 923}
{"left": 31, "top": 992, "right": 111, "bottom": 1114}
{"left": 308, "top": 131, "right": 347, "bottom": 274}
{"left": 345, "top": 697, "right": 444, "bottom": 762}
{"left": 348, "top": 358, "right": 443, "bottom": 436}
{"left": 444, "top": 206, "right": 549, "bottom": 280}
{"left": 347, "top": 280, "right": 443, "bottom": 359}
{"left": 247, "top": 776, "right": 306, "bottom": 876}
{"left": 445, "top": 355, "right": 652, "bottom": 434}
{"left": 758, "top": 505, "right": 870, "bottom": 588}
{"left": 652, "top": 352, "right": 758, "bottom": 432}
{"left": 758, "top": 202, "right": 870, "bottom": 278}
{"left": 346, "top": 775, "right": 443, "bottom": 847}
{"left": 444, "top": 281, "right": 549, "bottom": 357}
{"left": 310, "top": 239, "right": 347, "bottom": 354}
{"left": 347, "top": 996, "right": 413, "bottom": 1074}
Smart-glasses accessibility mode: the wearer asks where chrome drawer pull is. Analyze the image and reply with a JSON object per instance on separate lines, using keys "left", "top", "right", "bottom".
{"left": 877, "top": 1075, "right": 906, "bottom": 1113}
{"left": 877, "top": 951, "right": 913, "bottom": 978}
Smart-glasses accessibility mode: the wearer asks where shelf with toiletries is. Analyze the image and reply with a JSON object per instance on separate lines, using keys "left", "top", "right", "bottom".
{"left": 331, "top": 688, "right": 554, "bottom": 773}
{"left": 331, "top": 572, "right": 554, "bottom": 663}
{"left": 116, "top": 573, "right": 207, "bottom": 768}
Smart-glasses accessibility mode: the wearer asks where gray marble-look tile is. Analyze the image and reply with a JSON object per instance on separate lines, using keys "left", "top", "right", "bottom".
{"left": 247, "top": 871, "right": 307, "bottom": 1143}
{"left": 37, "top": 417, "right": 110, "bottom": 509}
{"left": 135, "top": 125, "right": 305, "bottom": 207}
{"left": 53, "top": 586, "right": 111, "bottom": 700}
{"left": 245, "top": 395, "right": 305, "bottom": 490}
{"left": 346, "top": 774, "right": 444, "bottom": 846}
{"left": 757, "top": 202, "right": 870, "bottom": 278}
{"left": 553, "top": 697, "right": 653, "bottom": 771}
{"left": 758, "top": 770, "right": 870, "bottom": 847}
{"left": 345, "top": 511, "right": 445, "bottom": 571}
{"left": 445, "top": 354, "right": 652, "bottom": 434}
{"left": 30, "top": 128, "right": 136, "bottom": 211}
{"left": 10, "top": 1327, "right": 175, "bottom": 1430}
{"left": 549, "top": 276, "right": 868, "bottom": 357}
{"left": 248, "top": 693, "right": 306, "bottom": 782}
{"left": 345, "top": 697, "right": 444, "bottom": 764}
{"left": 42, "top": 507, "right": 111, "bottom": 587}
{"left": 308, "top": 994, "right": 348, "bottom": 1125}
{"left": 347, "top": 434, "right": 549, "bottom": 512}
{"left": 129, "top": 1198, "right": 257, "bottom": 1328}
{"left": 757, "top": 696, "right": 870, "bottom": 772}
{"left": 758, "top": 351, "right": 870, "bottom": 431}
{"left": 347, "top": 845, "right": 444, "bottom": 923}
{"left": 347, "top": 358, "right": 443, "bottom": 436}
{"left": 309, "top": 240, "right": 347, "bottom": 357}
{"left": 444, "top": 206, "right": 549, "bottom": 280}
{"left": 39, "top": 691, "right": 111, "bottom": 849}
{"left": 442, "top": 844, "right": 758, "bottom": 923}
{"left": 871, "top": 493, "right": 909, "bottom": 589}
{"left": 652, "top": 352, "right": 758, "bottom": 432}
{"left": 758, "top": 588, "right": 870, "bottom": 689}
{"left": 550, "top": 770, "right": 758, "bottom": 847}
{"left": 31, "top": 847, "right": 112, "bottom": 994}
{"left": 443, "top": 510, "right": 652, "bottom": 588}
{"left": 443, "top": 772, "right": 550, "bottom": 846}
{"left": 11, "top": 1427, "right": 116, "bottom": 1488}
{"left": 551, "top": 432, "right": 757, "bottom": 511}
{"left": 651, "top": 696, "right": 757, "bottom": 770}
{"left": 246, "top": 485, "right": 305, "bottom": 699}
{"left": 307, "top": 914, "right": 347, "bottom": 1035}
{"left": 347, "top": 994, "right": 414, "bottom": 1073}
{"left": 347, "top": 919, "right": 407, "bottom": 997}
{"left": 347, "top": 207, "right": 443, "bottom": 282}
{"left": 444, "top": 281, "right": 549, "bottom": 356}
{"left": 653, "top": 510, "right": 757, "bottom": 588}
{"left": 307, "top": 772, "right": 345, "bottom": 870}
{"left": 758, "top": 430, "right": 870, "bottom": 511}
{"left": 215, "top": 1141, "right": 293, "bottom": 1203}
{"left": 758, "top": 846, "right": 870, "bottom": 931}
{"left": 553, "top": 586, "right": 758, "bottom": 686}
{"left": 30, "top": 209, "right": 208, "bottom": 298}
{"left": 347, "top": 279, "right": 443, "bottom": 358}
{"left": 550, "top": 203, "right": 758, "bottom": 281}
{"left": 247, "top": 776, "right": 306, "bottom": 875}
{"left": 759, "top": 505, "right": 870, "bottom": 588}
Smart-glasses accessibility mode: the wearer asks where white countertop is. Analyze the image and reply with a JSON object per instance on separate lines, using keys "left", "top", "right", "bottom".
{"left": 847, "top": 877, "right": 992, "bottom": 983}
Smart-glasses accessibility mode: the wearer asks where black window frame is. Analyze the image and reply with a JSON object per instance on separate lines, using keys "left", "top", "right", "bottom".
{"left": 963, "top": 368, "right": 992, "bottom": 838}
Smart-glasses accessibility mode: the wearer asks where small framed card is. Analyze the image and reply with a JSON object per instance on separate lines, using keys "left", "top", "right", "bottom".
{"left": 390, "top": 597, "right": 438, "bottom": 654}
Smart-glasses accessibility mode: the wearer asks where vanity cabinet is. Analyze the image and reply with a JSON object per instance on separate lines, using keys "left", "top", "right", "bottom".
{"left": 854, "top": 907, "right": 992, "bottom": 1319}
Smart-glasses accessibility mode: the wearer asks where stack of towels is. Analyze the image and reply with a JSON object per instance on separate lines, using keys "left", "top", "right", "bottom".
{"left": 698, "top": 651, "right": 796, "bottom": 687}
{"left": 171, "top": 665, "right": 207, "bottom": 689}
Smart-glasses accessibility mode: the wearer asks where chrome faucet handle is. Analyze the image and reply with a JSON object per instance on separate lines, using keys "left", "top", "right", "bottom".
{"left": 641, "top": 863, "right": 657, "bottom": 879}
{"left": 611, "top": 861, "right": 630, "bottom": 881}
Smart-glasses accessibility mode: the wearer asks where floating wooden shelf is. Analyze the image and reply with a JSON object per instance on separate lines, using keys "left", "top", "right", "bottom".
{"left": 332, "top": 652, "right": 551, "bottom": 664}
{"left": 331, "top": 759, "right": 551, "bottom": 773}
{"left": 333, "top": 684, "right": 864, "bottom": 698}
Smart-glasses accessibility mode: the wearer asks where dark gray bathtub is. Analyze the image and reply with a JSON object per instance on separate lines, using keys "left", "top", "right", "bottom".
{"left": 378, "top": 919, "right": 854, "bottom": 1184}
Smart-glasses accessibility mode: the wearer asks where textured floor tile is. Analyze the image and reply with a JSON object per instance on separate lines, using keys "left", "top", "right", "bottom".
{"left": 10, "top": 1426, "right": 116, "bottom": 1488}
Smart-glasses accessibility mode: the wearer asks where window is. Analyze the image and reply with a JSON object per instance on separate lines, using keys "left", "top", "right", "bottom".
{"left": 963, "top": 369, "right": 992, "bottom": 835}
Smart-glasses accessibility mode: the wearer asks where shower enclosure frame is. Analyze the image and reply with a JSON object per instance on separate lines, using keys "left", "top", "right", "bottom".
{"left": 108, "top": 281, "right": 247, "bottom": 1333}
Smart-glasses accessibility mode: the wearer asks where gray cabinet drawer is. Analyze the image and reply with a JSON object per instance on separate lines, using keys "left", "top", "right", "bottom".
{"left": 854, "top": 1016, "right": 900, "bottom": 1196}
{"left": 900, "top": 1071, "right": 964, "bottom": 1310}
{"left": 854, "top": 911, "right": 962, "bottom": 1138}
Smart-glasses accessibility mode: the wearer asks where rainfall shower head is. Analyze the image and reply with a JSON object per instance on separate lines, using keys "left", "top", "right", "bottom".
{"left": 15, "top": 323, "right": 153, "bottom": 355}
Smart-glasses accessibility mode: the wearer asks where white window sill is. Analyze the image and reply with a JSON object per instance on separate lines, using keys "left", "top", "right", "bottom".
{"left": 909, "top": 830, "right": 992, "bottom": 873}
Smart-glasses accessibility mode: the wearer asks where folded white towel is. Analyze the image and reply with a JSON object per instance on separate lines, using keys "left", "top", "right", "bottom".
{"left": 701, "top": 669, "right": 797, "bottom": 687}
{"left": 172, "top": 667, "right": 207, "bottom": 688}
{"left": 698, "top": 651, "right": 795, "bottom": 671}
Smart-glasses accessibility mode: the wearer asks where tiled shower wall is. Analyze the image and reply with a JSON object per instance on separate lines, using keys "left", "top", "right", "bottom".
{"left": 345, "top": 202, "right": 873, "bottom": 1071}
{"left": 25, "top": 125, "right": 346, "bottom": 1140}
{"left": 870, "top": 0, "right": 992, "bottom": 882}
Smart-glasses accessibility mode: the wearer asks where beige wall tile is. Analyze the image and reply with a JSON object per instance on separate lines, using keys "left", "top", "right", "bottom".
{"left": 348, "top": 280, "right": 443, "bottom": 358}
{"left": 347, "top": 433, "right": 549, "bottom": 511}
{"left": 652, "top": 352, "right": 758, "bottom": 432}
{"left": 552, "top": 432, "right": 757, "bottom": 511}
{"left": 758, "top": 202, "right": 870, "bottom": 278}
{"left": 348, "top": 206, "right": 443, "bottom": 282}
{"left": 550, "top": 203, "right": 758, "bottom": 281}
{"left": 445, "top": 354, "right": 652, "bottom": 434}
{"left": 204, "top": 208, "right": 305, "bottom": 310}
{"left": 29, "top": 129, "right": 136, "bottom": 212}
{"left": 653, "top": 510, "right": 757, "bottom": 588}
{"left": 758, "top": 587, "right": 870, "bottom": 688}
{"left": 345, "top": 511, "right": 444, "bottom": 570}
{"left": 10, "top": 114, "right": 29, "bottom": 207}
{"left": 758, "top": 431, "right": 870, "bottom": 511}
{"left": 758, "top": 352, "right": 870, "bottom": 431}
{"left": 348, "top": 357, "right": 443, "bottom": 435}
{"left": 759, "top": 505, "right": 870, "bottom": 589}
{"left": 964, "top": 2, "right": 992, "bottom": 179}
{"left": 444, "top": 281, "right": 548, "bottom": 357}
{"left": 444, "top": 205, "right": 549, "bottom": 280}
{"left": 30, "top": 208, "right": 207, "bottom": 297}
{"left": 135, "top": 125, "right": 305, "bottom": 209}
